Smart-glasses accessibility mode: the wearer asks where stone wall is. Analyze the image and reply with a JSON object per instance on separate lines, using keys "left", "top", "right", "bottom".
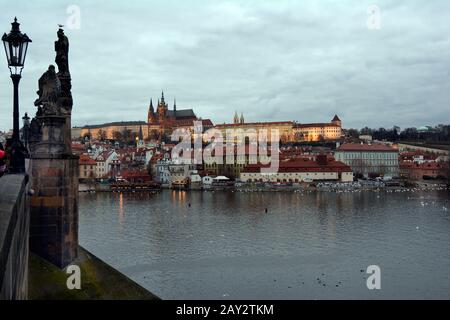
{"left": 30, "top": 156, "right": 79, "bottom": 269}
{"left": 0, "top": 174, "right": 30, "bottom": 300}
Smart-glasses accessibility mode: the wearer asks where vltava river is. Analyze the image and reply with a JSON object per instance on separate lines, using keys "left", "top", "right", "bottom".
{"left": 79, "top": 190, "right": 450, "bottom": 299}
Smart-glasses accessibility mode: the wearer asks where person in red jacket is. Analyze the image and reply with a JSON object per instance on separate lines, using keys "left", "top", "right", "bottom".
{"left": 0, "top": 143, "right": 6, "bottom": 177}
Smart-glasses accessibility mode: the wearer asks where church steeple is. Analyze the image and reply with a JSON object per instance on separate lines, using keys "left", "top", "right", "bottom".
{"left": 148, "top": 98, "right": 156, "bottom": 123}
{"left": 233, "top": 111, "right": 239, "bottom": 124}
{"left": 240, "top": 112, "right": 244, "bottom": 124}
{"left": 173, "top": 98, "right": 177, "bottom": 116}
{"left": 149, "top": 99, "right": 154, "bottom": 113}
{"left": 157, "top": 91, "right": 167, "bottom": 121}
{"left": 138, "top": 125, "right": 144, "bottom": 140}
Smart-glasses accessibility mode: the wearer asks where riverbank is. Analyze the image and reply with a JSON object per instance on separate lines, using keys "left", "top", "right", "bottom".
{"left": 79, "top": 181, "right": 450, "bottom": 194}
{"left": 29, "top": 246, "right": 160, "bottom": 300}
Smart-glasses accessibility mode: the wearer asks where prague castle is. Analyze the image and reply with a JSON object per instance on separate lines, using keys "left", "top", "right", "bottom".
{"left": 215, "top": 113, "right": 343, "bottom": 143}
{"left": 293, "top": 115, "right": 342, "bottom": 141}
{"left": 147, "top": 92, "right": 199, "bottom": 141}
{"left": 76, "top": 92, "right": 213, "bottom": 142}
{"left": 74, "top": 95, "right": 342, "bottom": 143}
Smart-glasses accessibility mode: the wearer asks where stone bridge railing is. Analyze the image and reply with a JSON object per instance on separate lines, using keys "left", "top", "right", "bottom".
{"left": 0, "top": 174, "right": 30, "bottom": 300}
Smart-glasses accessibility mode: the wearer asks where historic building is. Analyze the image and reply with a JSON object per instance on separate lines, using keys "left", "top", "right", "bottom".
{"left": 215, "top": 121, "right": 295, "bottom": 144}
{"left": 78, "top": 121, "right": 147, "bottom": 141}
{"left": 147, "top": 92, "right": 199, "bottom": 141}
{"left": 240, "top": 155, "right": 354, "bottom": 183}
{"left": 334, "top": 143, "right": 399, "bottom": 178}
{"left": 75, "top": 91, "right": 213, "bottom": 142}
{"left": 293, "top": 115, "right": 343, "bottom": 142}
{"left": 213, "top": 113, "right": 343, "bottom": 144}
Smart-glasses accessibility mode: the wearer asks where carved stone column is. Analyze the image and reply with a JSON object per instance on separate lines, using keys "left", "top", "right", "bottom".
{"left": 29, "top": 28, "right": 78, "bottom": 269}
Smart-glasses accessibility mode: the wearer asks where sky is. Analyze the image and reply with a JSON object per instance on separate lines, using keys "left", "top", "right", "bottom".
{"left": 0, "top": 0, "right": 449, "bottom": 131}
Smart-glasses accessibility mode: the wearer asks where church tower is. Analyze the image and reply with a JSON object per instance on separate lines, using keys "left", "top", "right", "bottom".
{"left": 147, "top": 99, "right": 156, "bottom": 123}
{"left": 137, "top": 125, "right": 145, "bottom": 149}
{"left": 157, "top": 91, "right": 168, "bottom": 121}
{"left": 173, "top": 98, "right": 177, "bottom": 118}
{"left": 331, "top": 115, "right": 342, "bottom": 127}
{"left": 233, "top": 111, "right": 239, "bottom": 124}
{"left": 240, "top": 113, "right": 245, "bottom": 124}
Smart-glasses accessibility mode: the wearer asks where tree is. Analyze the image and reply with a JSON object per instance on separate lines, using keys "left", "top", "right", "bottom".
{"left": 347, "top": 128, "right": 359, "bottom": 139}
{"left": 360, "top": 127, "right": 373, "bottom": 136}
{"left": 399, "top": 127, "right": 418, "bottom": 141}
{"left": 113, "top": 131, "right": 123, "bottom": 142}
{"left": 97, "top": 129, "right": 107, "bottom": 141}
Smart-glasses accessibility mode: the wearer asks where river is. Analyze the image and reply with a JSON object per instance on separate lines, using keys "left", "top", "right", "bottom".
{"left": 79, "top": 189, "right": 450, "bottom": 299}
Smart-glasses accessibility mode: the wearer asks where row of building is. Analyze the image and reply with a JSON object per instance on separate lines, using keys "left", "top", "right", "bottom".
{"left": 76, "top": 133, "right": 448, "bottom": 187}
{"left": 72, "top": 92, "right": 344, "bottom": 143}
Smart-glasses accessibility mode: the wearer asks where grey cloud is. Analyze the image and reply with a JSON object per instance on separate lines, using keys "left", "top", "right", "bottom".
{"left": 0, "top": 0, "right": 449, "bottom": 131}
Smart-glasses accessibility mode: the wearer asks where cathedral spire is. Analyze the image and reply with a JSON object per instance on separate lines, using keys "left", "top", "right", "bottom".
{"left": 149, "top": 98, "right": 154, "bottom": 112}
{"left": 138, "top": 125, "right": 144, "bottom": 140}
{"left": 161, "top": 90, "right": 165, "bottom": 104}
{"left": 148, "top": 98, "right": 156, "bottom": 123}
{"left": 173, "top": 98, "right": 177, "bottom": 114}
{"left": 240, "top": 112, "right": 244, "bottom": 124}
{"left": 233, "top": 111, "right": 239, "bottom": 124}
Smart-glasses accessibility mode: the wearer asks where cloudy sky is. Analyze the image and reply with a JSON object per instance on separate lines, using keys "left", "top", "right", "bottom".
{"left": 0, "top": 0, "right": 449, "bottom": 131}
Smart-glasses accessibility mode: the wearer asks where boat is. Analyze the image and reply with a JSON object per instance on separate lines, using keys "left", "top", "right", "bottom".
{"left": 171, "top": 179, "right": 189, "bottom": 190}
{"left": 212, "top": 176, "right": 235, "bottom": 189}
{"left": 109, "top": 181, "right": 161, "bottom": 192}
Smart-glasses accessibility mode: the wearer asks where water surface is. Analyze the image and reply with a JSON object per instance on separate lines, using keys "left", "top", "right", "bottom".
{"left": 79, "top": 190, "right": 450, "bottom": 299}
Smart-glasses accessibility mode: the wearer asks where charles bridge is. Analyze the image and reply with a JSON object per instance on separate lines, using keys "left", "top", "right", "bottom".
{"left": 0, "top": 19, "right": 157, "bottom": 300}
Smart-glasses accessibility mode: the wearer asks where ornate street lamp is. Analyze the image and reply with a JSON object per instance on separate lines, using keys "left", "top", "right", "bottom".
{"left": 2, "top": 17, "right": 31, "bottom": 173}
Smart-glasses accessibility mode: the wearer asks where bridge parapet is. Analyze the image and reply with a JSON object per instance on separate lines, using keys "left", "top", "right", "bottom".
{"left": 0, "top": 174, "right": 30, "bottom": 300}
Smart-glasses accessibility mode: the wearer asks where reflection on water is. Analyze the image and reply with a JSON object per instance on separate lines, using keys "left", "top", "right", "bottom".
{"left": 118, "top": 193, "right": 124, "bottom": 229}
{"left": 79, "top": 190, "right": 450, "bottom": 299}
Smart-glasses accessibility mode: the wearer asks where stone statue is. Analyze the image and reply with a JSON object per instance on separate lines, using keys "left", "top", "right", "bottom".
{"left": 55, "top": 28, "right": 69, "bottom": 76}
{"left": 34, "top": 65, "right": 60, "bottom": 106}
{"left": 30, "top": 27, "right": 73, "bottom": 152}
{"left": 34, "top": 65, "right": 62, "bottom": 115}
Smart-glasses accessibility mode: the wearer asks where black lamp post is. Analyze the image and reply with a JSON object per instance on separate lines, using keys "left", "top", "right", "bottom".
{"left": 2, "top": 17, "right": 31, "bottom": 173}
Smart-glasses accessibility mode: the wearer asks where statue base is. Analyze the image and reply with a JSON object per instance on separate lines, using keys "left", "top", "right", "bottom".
{"left": 29, "top": 115, "right": 79, "bottom": 269}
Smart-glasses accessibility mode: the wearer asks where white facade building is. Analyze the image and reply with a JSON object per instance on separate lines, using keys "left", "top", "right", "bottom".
{"left": 334, "top": 143, "right": 399, "bottom": 177}
{"left": 240, "top": 157, "right": 354, "bottom": 183}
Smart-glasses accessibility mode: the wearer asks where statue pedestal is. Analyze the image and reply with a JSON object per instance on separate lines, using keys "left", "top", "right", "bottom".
{"left": 31, "top": 116, "right": 68, "bottom": 156}
{"left": 29, "top": 115, "right": 79, "bottom": 268}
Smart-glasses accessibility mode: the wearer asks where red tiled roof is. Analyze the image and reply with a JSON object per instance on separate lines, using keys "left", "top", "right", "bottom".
{"left": 79, "top": 154, "right": 97, "bottom": 165}
{"left": 243, "top": 158, "right": 352, "bottom": 173}
{"left": 400, "top": 160, "right": 449, "bottom": 171}
{"left": 200, "top": 119, "right": 214, "bottom": 126}
{"left": 337, "top": 143, "right": 397, "bottom": 152}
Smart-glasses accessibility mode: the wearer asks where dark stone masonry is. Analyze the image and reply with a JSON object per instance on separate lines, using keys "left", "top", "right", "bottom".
{"left": 0, "top": 174, "right": 30, "bottom": 299}
{"left": 1, "top": 26, "right": 157, "bottom": 300}
{"left": 28, "top": 28, "right": 79, "bottom": 269}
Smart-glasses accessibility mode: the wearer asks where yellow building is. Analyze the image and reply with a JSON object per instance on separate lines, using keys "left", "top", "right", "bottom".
{"left": 214, "top": 121, "right": 294, "bottom": 144}
{"left": 79, "top": 121, "right": 148, "bottom": 141}
{"left": 293, "top": 115, "right": 342, "bottom": 142}
{"left": 203, "top": 147, "right": 274, "bottom": 180}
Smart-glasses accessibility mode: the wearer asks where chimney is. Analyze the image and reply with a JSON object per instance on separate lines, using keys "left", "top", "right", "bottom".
{"left": 316, "top": 154, "right": 328, "bottom": 166}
